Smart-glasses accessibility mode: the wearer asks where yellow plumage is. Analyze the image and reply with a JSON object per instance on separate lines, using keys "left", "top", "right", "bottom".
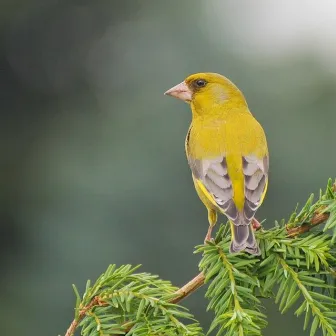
{"left": 165, "top": 73, "right": 269, "bottom": 255}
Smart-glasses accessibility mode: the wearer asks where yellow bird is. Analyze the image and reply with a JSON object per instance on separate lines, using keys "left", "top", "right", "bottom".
{"left": 165, "top": 73, "right": 268, "bottom": 255}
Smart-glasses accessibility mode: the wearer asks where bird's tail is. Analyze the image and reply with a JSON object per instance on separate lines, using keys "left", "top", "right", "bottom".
{"left": 229, "top": 222, "right": 260, "bottom": 255}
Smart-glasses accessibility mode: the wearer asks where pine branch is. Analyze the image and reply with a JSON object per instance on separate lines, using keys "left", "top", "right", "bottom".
{"left": 197, "top": 227, "right": 267, "bottom": 336}
{"left": 64, "top": 179, "right": 336, "bottom": 336}
{"left": 278, "top": 257, "right": 336, "bottom": 336}
{"left": 66, "top": 265, "right": 203, "bottom": 336}
{"left": 65, "top": 273, "right": 205, "bottom": 336}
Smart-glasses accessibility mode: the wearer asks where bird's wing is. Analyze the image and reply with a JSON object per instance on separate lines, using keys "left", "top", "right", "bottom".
{"left": 189, "top": 154, "right": 268, "bottom": 225}
{"left": 242, "top": 154, "right": 269, "bottom": 223}
{"left": 189, "top": 156, "right": 236, "bottom": 219}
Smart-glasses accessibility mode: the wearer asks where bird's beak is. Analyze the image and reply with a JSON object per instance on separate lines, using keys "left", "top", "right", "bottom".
{"left": 164, "top": 81, "right": 192, "bottom": 103}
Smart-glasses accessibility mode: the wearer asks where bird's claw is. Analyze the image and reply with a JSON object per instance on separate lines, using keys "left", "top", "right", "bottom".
{"left": 204, "top": 237, "right": 215, "bottom": 244}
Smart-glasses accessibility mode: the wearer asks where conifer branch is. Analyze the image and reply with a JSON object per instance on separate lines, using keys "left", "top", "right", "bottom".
{"left": 65, "top": 273, "right": 206, "bottom": 336}
{"left": 64, "top": 179, "right": 336, "bottom": 336}
{"left": 278, "top": 257, "right": 335, "bottom": 336}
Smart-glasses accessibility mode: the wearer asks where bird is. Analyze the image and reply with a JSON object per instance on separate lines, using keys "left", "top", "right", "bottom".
{"left": 164, "top": 73, "right": 268, "bottom": 255}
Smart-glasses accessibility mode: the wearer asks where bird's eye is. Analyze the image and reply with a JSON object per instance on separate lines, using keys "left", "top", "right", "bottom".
{"left": 195, "top": 79, "right": 207, "bottom": 88}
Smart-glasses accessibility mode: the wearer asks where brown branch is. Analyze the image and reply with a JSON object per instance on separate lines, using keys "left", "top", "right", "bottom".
{"left": 170, "top": 272, "right": 205, "bottom": 304}
{"left": 286, "top": 182, "right": 336, "bottom": 237}
{"left": 286, "top": 209, "right": 330, "bottom": 237}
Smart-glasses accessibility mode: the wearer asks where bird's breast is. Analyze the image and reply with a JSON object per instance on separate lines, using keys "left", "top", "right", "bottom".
{"left": 186, "top": 113, "right": 267, "bottom": 160}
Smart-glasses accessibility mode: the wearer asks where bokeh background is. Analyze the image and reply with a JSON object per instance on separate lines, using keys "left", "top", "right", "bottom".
{"left": 1, "top": 1, "right": 336, "bottom": 335}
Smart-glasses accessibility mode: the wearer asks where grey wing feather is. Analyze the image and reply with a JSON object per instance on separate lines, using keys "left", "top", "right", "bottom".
{"left": 242, "top": 155, "right": 268, "bottom": 224}
{"left": 188, "top": 156, "right": 238, "bottom": 221}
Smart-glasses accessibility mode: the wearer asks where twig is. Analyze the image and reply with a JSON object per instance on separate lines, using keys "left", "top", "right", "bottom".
{"left": 286, "top": 210, "right": 330, "bottom": 237}
{"left": 286, "top": 183, "right": 336, "bottom": 237}
{"left": 65, "top": 297, "right": 102, "bottom": 336}
{"left": 170, "top": 272, "right": 205, "bottom": 304}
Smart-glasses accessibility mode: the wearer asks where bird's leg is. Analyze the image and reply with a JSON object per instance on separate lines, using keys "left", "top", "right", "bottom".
{"left": 252, "top": 218, "right": 262, "bottom": 231}
{"left": 204, "top": 209, "right": 217, "bottom": 243}
{"left": 204, "top": 225, "right": 213, "bottom": 243}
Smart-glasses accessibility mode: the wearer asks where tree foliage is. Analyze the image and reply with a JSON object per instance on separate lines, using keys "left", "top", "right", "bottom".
{"left": 71, "top": 265, "right": 202, "bottom": 336}
{"left": 66, "top": 179, "right": 336, "bottom": 336}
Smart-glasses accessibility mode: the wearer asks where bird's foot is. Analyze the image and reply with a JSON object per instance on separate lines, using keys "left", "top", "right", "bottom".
{"left": 252, "top": 218, "right": 262, "bottom": 231}
{"left": 204, "top": 226, "right": 214, "bottom": 244}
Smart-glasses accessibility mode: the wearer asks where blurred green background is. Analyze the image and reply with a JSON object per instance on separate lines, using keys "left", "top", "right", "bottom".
{"left": 1, "top": 1, "right": 336, "bottom": 335}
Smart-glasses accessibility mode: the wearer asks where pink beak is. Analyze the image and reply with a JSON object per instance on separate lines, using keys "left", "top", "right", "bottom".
{"left": 164, "top": 81, "right": 192, "bottom": 102}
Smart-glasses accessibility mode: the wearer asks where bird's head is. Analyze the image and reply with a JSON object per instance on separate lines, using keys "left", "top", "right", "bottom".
{"left": 164, "top": 72, "right": 246, "bottom": 110}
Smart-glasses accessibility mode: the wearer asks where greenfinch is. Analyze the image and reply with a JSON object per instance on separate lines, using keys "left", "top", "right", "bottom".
{"left": 165, "top": 73, "right": 268, "bottom": 255}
